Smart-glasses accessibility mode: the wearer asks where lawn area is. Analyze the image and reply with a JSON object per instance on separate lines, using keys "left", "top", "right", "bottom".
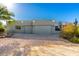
{"left": 0, "top": 34, "right": 79, "bottom": 56}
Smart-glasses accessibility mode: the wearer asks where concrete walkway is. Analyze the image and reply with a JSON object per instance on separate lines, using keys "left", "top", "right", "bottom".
{"left": 0, "top": 34, "right": 79, "bottom": 56}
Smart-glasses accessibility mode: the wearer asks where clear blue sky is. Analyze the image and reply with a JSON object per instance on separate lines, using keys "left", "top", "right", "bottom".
{"left": 10, "top": 3, "right": 79, "bottom": 22}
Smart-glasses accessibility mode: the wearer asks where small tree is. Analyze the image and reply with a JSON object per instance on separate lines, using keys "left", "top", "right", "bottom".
{"left": 74, "top": 18, "right": 78, "bottom": 38}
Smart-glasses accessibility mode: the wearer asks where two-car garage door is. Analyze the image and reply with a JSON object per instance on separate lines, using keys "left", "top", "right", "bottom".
{"left": 33, "top": 26, "right": 52, "bottom": 34}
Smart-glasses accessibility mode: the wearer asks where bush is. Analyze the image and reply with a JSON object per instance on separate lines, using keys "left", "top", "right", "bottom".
{"left": 0, "top": 22, "right": 6, "bottom": 36}
{"left": 60, "top": 32, "right": 74, "bottom": 39}
{"left": 60, "top": 22, "right": 79, "bottom": 43}
{"left": 61, "top": 23, "right": 75, "bottom": 39}
{"left": 0, "top": 28, "right": 5, "bottom": 33}
{"left": 70, "top": 37, "right": 79, "bottom": 43}
{"left": 75, "top": 26, "right": 79, "bottom": 37}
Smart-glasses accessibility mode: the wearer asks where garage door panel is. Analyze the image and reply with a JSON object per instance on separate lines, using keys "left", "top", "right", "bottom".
{"left": 24, "top": 26, "right": 32, "bottom": 33}
{"left": 33, "top": 26, "right": 51, "bottom": 34}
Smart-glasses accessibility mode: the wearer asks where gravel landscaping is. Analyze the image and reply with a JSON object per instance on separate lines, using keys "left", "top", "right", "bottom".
{"left": 0, "top": 34, "right": 79, "bottom": 56}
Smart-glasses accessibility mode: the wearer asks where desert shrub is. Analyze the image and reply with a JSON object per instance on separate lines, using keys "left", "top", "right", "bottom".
{"left": 0, "top": 22, "right": 6, "bottom": 35}
{"left": 0, "top": 28, "right": 5, "bottom": 32}
{"left": 75, "top": 26, "right": 79, "bottom": 37}
{"left": 60, "top": 23, "right": 75, "bottom": 39}
{"left": 70, "top": 37, "right": 79, "bottom": 43}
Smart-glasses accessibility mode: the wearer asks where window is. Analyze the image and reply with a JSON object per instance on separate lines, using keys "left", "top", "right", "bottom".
{"left": 15, "top": 26, "right": 21, "bottom": 30}
{"left": 55, "top": 26, "right": 60, "bottom": 31}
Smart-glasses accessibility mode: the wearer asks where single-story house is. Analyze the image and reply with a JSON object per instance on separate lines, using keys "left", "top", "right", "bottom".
{"left": 8, "top": 20, "right": 60, "bottom": 34}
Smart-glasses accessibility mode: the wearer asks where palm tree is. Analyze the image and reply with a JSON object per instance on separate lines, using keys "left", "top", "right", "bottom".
{"left": 0, "top": 4, "right": 14, "bottom": 20}
{"left": 0, "top": 4, "right": 15, "bottom": 37}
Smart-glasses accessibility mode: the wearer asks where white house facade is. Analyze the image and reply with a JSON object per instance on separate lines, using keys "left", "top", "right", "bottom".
{"left": 9, "top": 20, "right": 60, "bottom": 34}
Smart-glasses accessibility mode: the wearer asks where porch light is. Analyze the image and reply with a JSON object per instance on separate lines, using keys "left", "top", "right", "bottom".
{"left": 52, "top": 20, "right": 55, "bottom": 26}
{"left": 33, "top": 20, "right": 35, "bottom": 23}
{"left": 52, "top": 20, "right": 55, "bottom": 23}
{"left": 21, "top": 21, "right": 23, "bottom": 23}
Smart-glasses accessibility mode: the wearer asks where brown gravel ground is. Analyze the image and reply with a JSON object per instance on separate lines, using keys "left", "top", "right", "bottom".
{"left": 0, "top": 34, "right": 79, "bottom": 56}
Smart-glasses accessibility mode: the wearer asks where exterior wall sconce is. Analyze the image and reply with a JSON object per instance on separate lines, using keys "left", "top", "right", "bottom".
{"left": 52, "top": 20, "right": 55, "bottom": 26}
{"left": 52, "top": 20, "right": 55, "bottom": 23}
{"left": 21, "top": 21, "right": 23, "bottom": 24}
{"left": 33, "top": 20, "right": 35, "bottom": 23}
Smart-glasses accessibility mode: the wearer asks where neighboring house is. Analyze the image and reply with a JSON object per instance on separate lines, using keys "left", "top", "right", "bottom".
{"left": 9, "top": 20, "right": 60, "bottom": 34}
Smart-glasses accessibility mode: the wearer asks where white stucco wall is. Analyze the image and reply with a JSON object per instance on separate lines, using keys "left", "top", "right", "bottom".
{"left": 9, "top": 20, "right": 60, "bottom": 34}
